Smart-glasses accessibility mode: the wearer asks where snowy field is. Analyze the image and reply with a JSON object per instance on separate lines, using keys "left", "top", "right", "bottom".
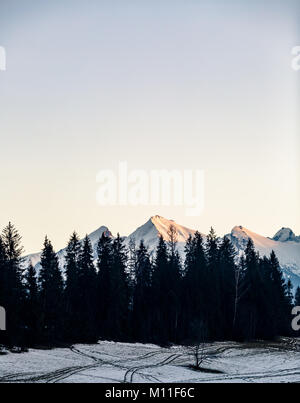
{"left": 0, "top": 339, "right": 300, "bottom": 383}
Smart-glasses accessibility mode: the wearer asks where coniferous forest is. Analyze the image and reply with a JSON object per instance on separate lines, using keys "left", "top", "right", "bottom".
{"left": 0, "top": 222, "right": 296, "bottom": 349}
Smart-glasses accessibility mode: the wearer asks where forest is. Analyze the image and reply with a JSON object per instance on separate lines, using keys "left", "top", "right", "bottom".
{"left": 0, "top": 222, "right": 299, "bottom": 348}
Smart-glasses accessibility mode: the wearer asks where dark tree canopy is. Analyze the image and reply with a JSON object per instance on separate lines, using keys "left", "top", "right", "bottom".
{"left": 0, "top": 223, "right": 294, "bottom": 348}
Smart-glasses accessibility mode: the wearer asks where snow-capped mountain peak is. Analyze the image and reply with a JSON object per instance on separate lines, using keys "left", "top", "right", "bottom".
{"left": 229, "top": 226, "right": 255, "bottom": 251}
{"left": 227, "top": 225, "right": 300, "bottom": 289}
{"left": 231, "top": 226, "right": 250, "bottom": 242}
{"left": 151, "top": 215, "right": 198, "bottom": 242}
{"left": 86, "top": 226, "right": 112, "bottom": 244}
{"left": 229, "top": 226, "right": 276, "bottom": 250}
{"left": 273, "top": 228, "right": 300, "bottom": 243}
{"left": 127, "top": 215, "right": 198, "bottom": 250}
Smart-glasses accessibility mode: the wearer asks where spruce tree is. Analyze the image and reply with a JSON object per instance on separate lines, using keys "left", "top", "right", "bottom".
{"left": 183, "top": 232, "right": 207, "bottom": 342}
{"left": 0, "top": 236, "right": 7, "bottom": 312}
{"left": 108, "top": 234, "right": 129, "bottom": 341}
{"left": 97, "top": 232, "right": 113, "bottom": 339}
{"left": 237, "top": 239, "right": 266, "bottom": 340}
{"left": 1, "top": 223, "right": 25, "bottom": 346}
{"left": 0, "top": 236, "right": 7, "bottom": 345}
{"left": 78, "top": 236, "right": 98, "bottom": 342}
{"left": 205, "top": 227, "right": 221, "bottom": 340}
{"left": 269, "top": 251, "right": 291, "bottom": 336}
{"left": 286, "top": 279, "right": 294, "bottom": 306}
{"left": 166, "top": 225, "right": 182, "bottom": 343}
{"left": 132, "top": 241, "right": 152, "bottom": 342}
{"left": 64, "top": 232, "right": 82, "bottom": 342}
{"left": 218, "top": 236, "right": 236, "bottom": 339}
{"left": 259, "top": 256, "right": 278, "bottom": 338}
{"left": 39, "top": 237, "right": 64, "bottom": 344}
{"left": 233, "top": 255, "right": 246, "bottom": 337}
{"left": 127, "top": 237, "right": 137, "bottom": 288}
{"left": 184, "top": 235, "right": 195, "bottom": 278}
{"left": 24, "top": 263, "right": 40, "bottom": 345}
{"left": 151, "top": 235, "right": 170, "bottom": 345}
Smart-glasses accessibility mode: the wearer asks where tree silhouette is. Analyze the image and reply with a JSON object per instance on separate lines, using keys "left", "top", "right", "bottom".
{"left": 39, "top": 237, "right": 64, "bottom": 344}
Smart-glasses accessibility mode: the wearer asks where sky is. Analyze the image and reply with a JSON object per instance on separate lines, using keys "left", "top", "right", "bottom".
{"left": 0, "top": 0, "right": 299, "bottom": 254}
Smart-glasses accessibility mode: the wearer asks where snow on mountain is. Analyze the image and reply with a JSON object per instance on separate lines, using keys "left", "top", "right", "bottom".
{"left": 273, "top": 228, "right": 300, "bottom": 243}
{"left": 126, "top": 215, "right": 200, "bottom": 253}
{"left": 26, "top": 251, "right": 43, "bottom": 268}
{"left": 25, "top": 226, "right": 112, "bottom": 273}
{"left": 24, "top": 217, "right": 199, "bottom": 271}
{"left": 227, "top": 226, "right": 300, "bottom": 289}
{"left": 86, "top": 226, "right": 112, "bottom": 245}
{"left": 24, "top": 217, "right": 300, "bottom": 289}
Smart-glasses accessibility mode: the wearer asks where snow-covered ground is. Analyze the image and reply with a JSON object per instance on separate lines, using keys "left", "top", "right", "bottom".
{"left": 0, "top": 339, "right": 300, "bottom": 383}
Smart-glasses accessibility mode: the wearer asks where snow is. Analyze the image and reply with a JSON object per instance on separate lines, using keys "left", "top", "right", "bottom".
{"left": 228, "top": 226, "right": 300, "bottom": 286}
{"left": 25, "top": 252, "right": 42, "bottom": 268}
{"left": 126, "top": 216, "right": 201, "bottom": 252}
{"left": 273, "top": 228, "right": 300, "bottom": 243}
{"left": 1, "top": 339, "right": 300, "bottom": 383}
{"left": 86, "top": 226, "right": 112, "bottom": 245}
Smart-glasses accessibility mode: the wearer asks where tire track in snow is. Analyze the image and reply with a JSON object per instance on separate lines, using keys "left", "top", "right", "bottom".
{"left": 123, "top": 353, "right": 182, "bottom": 383}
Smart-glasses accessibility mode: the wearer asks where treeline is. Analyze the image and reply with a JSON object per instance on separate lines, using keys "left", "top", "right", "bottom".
{"left": 0, "top": 222, "right": 297, "bottom": 348}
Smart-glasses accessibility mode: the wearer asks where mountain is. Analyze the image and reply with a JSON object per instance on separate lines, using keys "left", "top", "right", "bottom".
{"left": 25, "top": 226, "right": 111, "bottom": 274}
{"left": 273, "top": 228, "right": 300, "bottom": 243}
{"left": 24, "top": 217, "right": 300, "bottom": 289}
{"left": 126, "top": 215, "right": 200, "bottom": 254}
{"left": 227, "top": 226, "right": 300, "bottom": 289}
{"left": 24, "top": 216, "right": 200, "bottom": 271}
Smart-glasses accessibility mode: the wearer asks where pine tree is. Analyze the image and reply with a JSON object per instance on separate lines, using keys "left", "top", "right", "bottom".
{"left": 218, "top": 236, "right": 236, "bottom": 339}
{"left": 127, "top": 237, "right": 137, "bottom": 288}
{"left": 205, "top": 227, "right": 221, "bottom": 340}
{"left": 286, "top": 279, "right": 294, "bottom": 306}
{"left": 132, "top": 241, "right": 152, "bottom": 342}
{"left": 150, "top": 230, "right": 182, "bottom": 345}
{"left": 97, "top": 232, "right": 113, "bottom": 339}
{"left": 1, "top": 223, "right": 25, "bottom": 346}
{"left": 39, "top": 237, "right": 64, "bottom": 344}
{"left": 269, "top": 251, "right": 291, "bottom": 336}
{"left": 184, "top": 235, "right": 195, "bottom": 278}
{"left": 108, "top": 234, "right": 129, "bottom": 341}
{"left": 78, "top": 236, "right": 98, "bottom": 342}
{"left": 233, "top": 255, "right": 246, "bottom": 337}
{"left": 166, "top": 225, "right": 182, "bottom": 343}
{"left": 259, "top": 256, "right": 278, "bottom": 338}
{"left": 183, "top": 232, "right": 207, "bottom": 342}
{"left": 24, "top": 263, "right": 40, "bottom": 345}
{"left": 0, "top": 236, "right": 7, "bottom": 345}
{"left": 0, "top": 236, "right": 7, "bottom": 310}
{"left": 237, "top": 239, "right": 266, "bottom": 340}
{"left": 286, "top": 278, "right": 294, "bottom": 336}
{"left": 64, "top": 232, "right": 82, "bottom": 342}
{"left": 150, "top": 236, "right": 170, "bottom": 345}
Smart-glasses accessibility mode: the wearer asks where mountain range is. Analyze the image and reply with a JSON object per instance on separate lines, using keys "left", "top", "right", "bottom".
{"left": 25, "top": 215, "right": 300, "bottom": 289}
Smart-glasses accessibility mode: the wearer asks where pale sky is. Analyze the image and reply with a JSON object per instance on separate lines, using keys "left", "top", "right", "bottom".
{"left": 0, "top": 0, "right": 299, "bottom": 253}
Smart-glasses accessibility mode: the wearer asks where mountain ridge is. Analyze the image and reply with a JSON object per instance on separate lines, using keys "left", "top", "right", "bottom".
{"left": 24, "top": 216, "right": 300, "bottom": 288}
